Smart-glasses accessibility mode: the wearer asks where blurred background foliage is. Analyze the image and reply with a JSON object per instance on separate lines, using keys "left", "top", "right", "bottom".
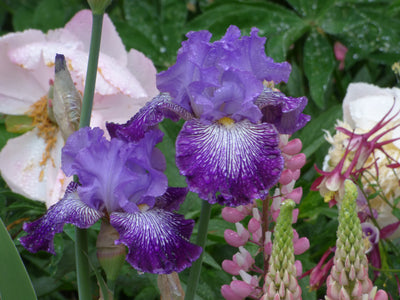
{"left": 1, "top": 0, "right": 400, "bottom": 299}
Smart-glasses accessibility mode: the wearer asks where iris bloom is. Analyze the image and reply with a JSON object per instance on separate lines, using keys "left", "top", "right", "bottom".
{"left": 0, "top": 9, "right": 158, "bottom": 207}
{"left": 20, "top": 126, "right": 201, "bottom": 274}
{"left": 107, "top": 25, "right": 310, "bottom": 206}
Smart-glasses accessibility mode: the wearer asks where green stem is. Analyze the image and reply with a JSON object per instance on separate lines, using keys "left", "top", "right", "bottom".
{"left": 79, "top": 13, "right": 104, "bottom": 129}
{"left": 185, "top": 201, "right": 212, "bottom": 300}
{"left": 75, "top": 12, "right": 104, "bottom": 300}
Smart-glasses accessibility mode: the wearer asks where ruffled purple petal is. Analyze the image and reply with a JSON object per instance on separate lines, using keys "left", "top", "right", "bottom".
{"left": 189, "top": 69, "right": 263, "bottom": 123}
{"left": 110, "top": 209, "right": 201, "bottom": 274}
{"left": 106, "top": 93, "right": 193, "bottom": 142}
{"left": 256, "top": 88, "right": 310, "bottom": 134}
{"left": 20, "top": 182, "right": 103, "bottom": 254}
{"left": 154, "top": 187, "right": 189, "bottom": 211}
{"left": 217, "top": 26, "right": 291, "bottom": 84}
{"left": 176, "top": 119, "right": 283, "bottom": 206}
{"left": 61, "top": 127, "right": 168, "bottom": 213}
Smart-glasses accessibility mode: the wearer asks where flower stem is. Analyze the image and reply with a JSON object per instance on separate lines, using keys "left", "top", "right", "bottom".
{"left": 185, "top": 201, "right": 212, "bottom": 300}
{"left": 79, "top": 13, "right": 103, "bottom": 129}
{"left": 75, "top": 12, "right": 104, "bottom": 300}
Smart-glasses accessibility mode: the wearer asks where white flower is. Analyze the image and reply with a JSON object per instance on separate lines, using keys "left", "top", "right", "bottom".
{"left": 0, "top": 10, "right": 158, "bottom": 207}
{"left": 325, "top": 82, "right": 400, "bottom": 238}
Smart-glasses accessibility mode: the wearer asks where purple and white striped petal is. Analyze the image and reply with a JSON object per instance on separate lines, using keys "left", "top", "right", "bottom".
{"left": 20, "top": 182, "right": 103, "bottom": 254}
{"left": 256, "top": 88, "right": 310, "bottom": 135}
{"left": 106, "top": 93, "right": 193, "bottom": 142}
{"left": 154, "top": 187, "right": 189, "bottom": 211}
{"left": 176, "top": 119, "right": 283, "bottom": 206}
{"left": 110, "top": 208, "right": 201, "bottom": 274}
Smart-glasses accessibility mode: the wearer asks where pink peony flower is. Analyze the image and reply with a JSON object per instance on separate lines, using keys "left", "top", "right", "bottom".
{"left": 0, "top": 9, "right": 158, "bottom": 207}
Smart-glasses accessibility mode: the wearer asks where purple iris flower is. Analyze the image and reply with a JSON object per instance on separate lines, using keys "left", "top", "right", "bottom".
{"left": 107, "top": 25, "right": 310, "bottom": 207}
{"left": 20, "top": 127, "right": 201, "bottom": 274}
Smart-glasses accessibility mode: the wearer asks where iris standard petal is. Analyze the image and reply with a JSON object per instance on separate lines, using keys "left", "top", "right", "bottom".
{"left": 176, "top": 119, "right": 283, "bottom": 206}
{"left": 110, "top": 208, "right": 202, "bottom": 274}
{"left": 20, "top": 182, "right": 103, "bottom": 254}
{"left": 256, "top": 88, "right": 310, "bottom": 135}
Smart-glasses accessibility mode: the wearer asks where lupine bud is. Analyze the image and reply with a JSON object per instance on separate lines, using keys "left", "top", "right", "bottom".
{"left": 263, "top": 200, "right": 302, "bottom": 300}
{"left": 222, "top": 207, "right": 246, "bottom": 223}
{"left": 222, "top": 260, "right": 241, "bottom": 275}
{"left": 285, "top": 153, "right": 306, "bottom": 171}
{"left": 221, "top": 285, "right": 243, "bottom": 300}
{"left": 53, "top": 54, "right": 81, "bottom": 140}
{"left": 325, "top": 180, "right": 388, "bottom": 300}
{"left": 281, "top": 138, "right": 302, "bottom": 155}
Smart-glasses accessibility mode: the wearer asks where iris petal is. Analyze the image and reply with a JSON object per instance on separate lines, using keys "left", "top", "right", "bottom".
{"left": 256, "top": 88, "right": 310, "bottom": 135}
{"left": 20, "top": 182, "right": 103, "bottom": 254}
{"left": 110, "top": 208, "right": 201, "bottom": 274}
{"left": 176, "top": 119, "right": 283, "bottom": 206}
{"left": 106, "top": 93, "right": 193, "bottom": 142}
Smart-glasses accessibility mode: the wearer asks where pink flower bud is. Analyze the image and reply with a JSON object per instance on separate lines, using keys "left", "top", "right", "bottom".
{"left": 221, "top": 285, "right": 243, "bottom": 300}
{"left": 374, "top": 289, "right": 388, "bottom": 300}
{"left": 233, "top": 246, "right": 255, "bottom": 271}
{"left": 252, "top": 227, "right": 262, "bottom": 243}
{"left": 292, "top": 169, "right": 301, "bottom": 181}
{"left": 294, "top": 260, "right": 302, "bottom": 276}
{"left": 285, "top": 187, "right": 302, "bottom": 204}
{"left": 222, "top": 259, "right": 241, "bottom": 275}
{"left": 225, "top": 229, "right": 246, "bottom": 247}
{"left": 293, "top": 236, "right": 310, "bottom": 255}
{"left": 279, "top": 169, "right": 293, "bottom": 185}
{"left": 231, "top": 280, "right": 254, "bottom": 298}
{"left": 281, "top": 138, "right": 302, "bottom": 155}
{"left": 222, "top": 207, "right": 246, "bottom": 223}
{"left": 248, "top": 217, "right": 261, "bottom": 233}
{"left": 285, "top": 153, "right": 306, "bottom": 171}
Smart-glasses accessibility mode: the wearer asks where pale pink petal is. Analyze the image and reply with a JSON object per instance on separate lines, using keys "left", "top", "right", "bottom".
{"left": 92, "top": 94, "right": 150, "bottom": 125}
{"left": 126, "top": 49, "right": 159, "bottom": 98}
{"left": 64, "top": 10, "right": 127, "bottom": 65}
{"left": 0, "top": 31, "right": 49, "bottom": 114}
{"left": 46, "top": 169, "right": 72, "bottom": 208}
{"left": 0, "top": 129, "right": 63, "bottom": 202}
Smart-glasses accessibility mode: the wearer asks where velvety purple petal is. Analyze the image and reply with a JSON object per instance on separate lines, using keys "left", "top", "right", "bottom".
{"left": 106, "top": 93, "right": 193, "bottom": 142}
{"left": 110, "top": 209, "right": 202, "bottom": 274}
{"left": 154, "top": 187, "right": 189, "bottom": 211}
{"left": 176, "top": 119, "right": 283, "bottom": 206}
{"left": 62, "top": 127, "right": 105, "bottom": 176}
{"left": 256, "top": 88, "right": 310, "bottom": 134}
{"left": 20, "top": 182, "right": 103, "bottom": 254}
{"left": 61, "top": 127, "right": 168, "bottom": 213}
{"left": 189, "top": 69, "right": 263, "bottom": 123}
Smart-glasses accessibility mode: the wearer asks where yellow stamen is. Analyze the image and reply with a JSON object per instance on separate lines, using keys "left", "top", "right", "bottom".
{"left": 27, "top": 96, "right": 59, "bottom": 181}
{"left": 138, "top": 204, "right": 150, "bottom": 212}
{"left": 324, "top": 190, "right": 336, "bottom": 203}
{"left": 218, "top": 117, "right": 235, "bottom": 127}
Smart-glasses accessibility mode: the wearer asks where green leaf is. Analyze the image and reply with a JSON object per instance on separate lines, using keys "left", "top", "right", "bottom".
{"left": 298, "top": 104, "right": 342, "bottom": 158}
{"left": 392, "top": 207, "right": 400, "bottom": 220}
{"left": 0, "top": 218, "right": 37, "bottom": 300}
{"left": 187, "top": 0, "right": 309, "bottom": 61}
{"left": 303, "top": 29, "right": 335, "bottom": 108}
{"left": 319, "top": 2, "right": 400, "bottom": 67}
{"left": 5, "top": 115, "right": 34, "bottom": 133}
{"left": 114, "top": 0, "right": 187, "bottom": 69}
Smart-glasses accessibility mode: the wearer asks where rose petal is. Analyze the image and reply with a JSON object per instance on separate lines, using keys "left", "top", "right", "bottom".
{"left": 110, "top": 209, "right": 202, "bottom": 274}
{"left": 176, "top": 119, "right": 283, "bottom": 206}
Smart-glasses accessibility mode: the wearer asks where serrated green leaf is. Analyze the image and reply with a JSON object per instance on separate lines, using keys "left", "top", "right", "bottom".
{"left": 303, "top": 30, "right": 335, "bottom": 108}
{"left": 186, "top": 0, "right": 308, "bottom": 61}
{"left": 0, "top": 218, "right": 37, "bottom": 300}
